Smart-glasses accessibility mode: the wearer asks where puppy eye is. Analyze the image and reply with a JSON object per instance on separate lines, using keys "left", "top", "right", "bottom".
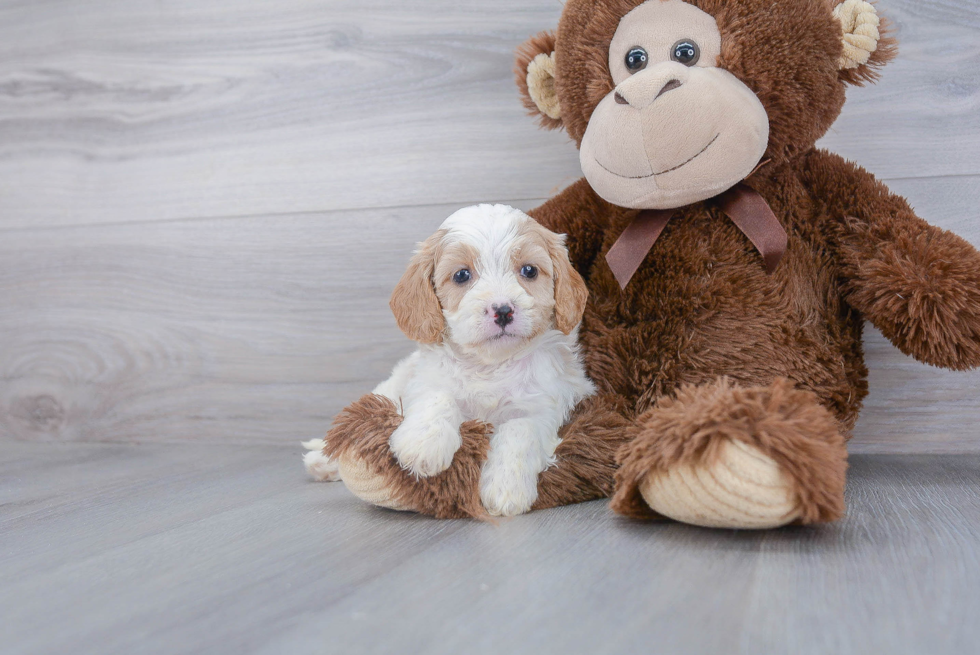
{"left": 625, "top": 47, "right": 648, "bottom": 73}
{"left": 520, "top": 265, "right": 538, "bottom": 280}
{"left": 452, "top": 269, "right": 471, "bottom": 285}
{"left": 670, "top": 40, "right": 700, "bottom": 66}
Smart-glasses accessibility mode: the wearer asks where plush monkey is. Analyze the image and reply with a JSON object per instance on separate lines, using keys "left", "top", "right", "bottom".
{"left": 323, "top": 0, "right": 980, "bottom": 528}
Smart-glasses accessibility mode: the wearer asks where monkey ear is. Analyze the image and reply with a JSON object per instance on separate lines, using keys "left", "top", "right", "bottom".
{"left": 389, "top": 232, "right": 446, "bottom": 344}
{"left": 833, "top": 0, "right": 897, "bottom": 86}
{"left": 515, "top": 31, "right": 563, "bottom": 130}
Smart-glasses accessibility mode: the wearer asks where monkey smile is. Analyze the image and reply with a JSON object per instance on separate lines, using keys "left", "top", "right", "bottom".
{"left": 596, "top": 133, "right": 720, "bottom": 179}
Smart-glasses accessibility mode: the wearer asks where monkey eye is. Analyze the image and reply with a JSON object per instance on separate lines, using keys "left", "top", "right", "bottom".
{"left": 671, "top": 40, "right": 700, "bottom": 66}
{"left": 625, "top": 47, "right": 648, "bottom": 73}
{"left": 520, "top": 264, "right": 538, "bottom": 280}
{"left": 452, "top": 269, "right": 471, "bottom": 285}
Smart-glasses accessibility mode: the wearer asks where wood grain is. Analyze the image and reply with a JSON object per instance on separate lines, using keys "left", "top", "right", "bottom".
{"left": 0, "top": 0, "right": 976, "bottom": 229}
{"left": 1, "top": 0, "right": 979, "bottom": 452}
{"left": 1, "top": 442, "right": 978, "bottom": 654}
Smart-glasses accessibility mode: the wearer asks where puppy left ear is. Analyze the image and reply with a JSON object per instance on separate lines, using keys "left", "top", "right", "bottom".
{"left": 548, "top": 234, "right": 589, "bottom": 335}
{"left": 833, "top": 0, "right": 897, "bottom": 86}
{"left": 390, "top": 231, "right": 446, "bottom": 344}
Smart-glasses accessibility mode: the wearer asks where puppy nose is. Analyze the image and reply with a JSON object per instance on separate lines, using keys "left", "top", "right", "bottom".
{"left": 493, "top": 304, "right": 514, "bottom": 328}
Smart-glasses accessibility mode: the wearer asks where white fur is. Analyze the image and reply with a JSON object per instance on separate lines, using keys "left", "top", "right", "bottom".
{"left": 378, "top": 205, "right": 595, "bottom": 516}
{"left": 302, "top": 439, "right": 341, "bottom": 482}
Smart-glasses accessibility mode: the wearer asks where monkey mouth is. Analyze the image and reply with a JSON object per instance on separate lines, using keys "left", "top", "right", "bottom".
{"left": 596, "top": 133, "right": 720, "bottom": 179}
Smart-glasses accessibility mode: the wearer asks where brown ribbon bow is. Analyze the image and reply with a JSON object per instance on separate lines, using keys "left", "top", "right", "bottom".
{"left": 604, "top": 183, "right": 788, "bottom": 289}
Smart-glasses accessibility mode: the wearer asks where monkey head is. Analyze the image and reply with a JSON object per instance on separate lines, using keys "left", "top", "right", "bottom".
{"left": 517, "top": 0, "right": 896, "bottom": 209}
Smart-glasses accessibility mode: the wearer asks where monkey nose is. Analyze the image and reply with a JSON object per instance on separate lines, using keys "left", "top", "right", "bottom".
{"left": 617, "top": 79, "right": 681, "bottom": 107}
{"left": 656, "top": 79, "right": 682, "bottom": 99}
{"left": 615, "top": 63, "right": 689, "bottom": 108}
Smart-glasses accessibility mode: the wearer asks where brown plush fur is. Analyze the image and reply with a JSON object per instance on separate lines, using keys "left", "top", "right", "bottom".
{"left": 610, "top": 378, "right": 847, "bottom": 522}
{"left": 326, "top": 0, "right": 977, "bottom": 526}
{"left": 326, "top": 393, "right": 637, "bottom": 518}
{"left": 516, "top": 0, "right": 979, "bottom": 524}
{"left": 533, "top": 394, "right": 638, "bottom": 510}
{"left": 324, "top": 394, "right": 492, "bottom": 519}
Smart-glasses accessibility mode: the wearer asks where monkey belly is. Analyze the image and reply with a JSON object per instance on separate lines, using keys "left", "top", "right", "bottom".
{"left": 579, "top": 213, "right": 868, "bottom": 428}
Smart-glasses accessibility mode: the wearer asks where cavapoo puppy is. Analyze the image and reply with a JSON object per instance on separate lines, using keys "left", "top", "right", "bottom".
{"left": 305, "top": 204, "right": 594, "bottom": 516}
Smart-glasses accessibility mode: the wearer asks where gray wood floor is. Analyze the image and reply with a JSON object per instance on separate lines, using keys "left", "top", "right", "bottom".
{"left": 1, "top": 0, "right": 980, "bottom": 652}
{"left": 2, "top": 442, "right": 979, "bottom": 655}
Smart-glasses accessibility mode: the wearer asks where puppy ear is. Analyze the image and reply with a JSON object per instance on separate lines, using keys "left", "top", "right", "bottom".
{"left": 515, "top": 31, "right": 563, "bottom": 130}
{"left": 547, "top": 233, "right": 589, "bottom": 335}
{"left": 390, "top": 232, "right": 445, "bottom": 344}
{"left": 833, "top": 0, "right": 897, "bottom": 86}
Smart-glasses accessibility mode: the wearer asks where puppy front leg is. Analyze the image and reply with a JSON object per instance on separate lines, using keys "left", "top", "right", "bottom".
{"left": 389, "top": 392, "right": 464, "bottom": 477}
{"left": 480, "top": 417, "right": 561, "bottom": 517}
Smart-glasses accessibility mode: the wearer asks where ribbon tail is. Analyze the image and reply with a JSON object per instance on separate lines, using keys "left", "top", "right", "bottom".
{"left": 605, "top": 209, "right": 674, "bottom": 289}
{"left": 717, "top": 183, "right": 788, "bottom": 274}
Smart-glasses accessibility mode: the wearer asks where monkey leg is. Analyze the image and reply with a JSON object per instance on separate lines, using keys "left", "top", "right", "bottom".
{"left": 610, "top": 378, "right": 848, "bottom": 529}
{"left": 323, "top": 394, "right": 491, "bottom": 520}
{"left": 323, "top": 393, "right": 636, "bottom": 519}
{"left": 533, "top": 394, "right": 637, "bottom": 510}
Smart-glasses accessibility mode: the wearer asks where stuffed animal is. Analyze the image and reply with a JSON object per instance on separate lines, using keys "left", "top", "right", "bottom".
{"left": 319, "top": 0, "right": 980, "bottom": 528}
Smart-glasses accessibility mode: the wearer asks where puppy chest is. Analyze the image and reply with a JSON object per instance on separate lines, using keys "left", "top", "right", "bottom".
{"left": 455, "top": 365, "right": 555, "bottom": 423}
{"left": 457, "top": 383, "right": 518, "bottom": 423}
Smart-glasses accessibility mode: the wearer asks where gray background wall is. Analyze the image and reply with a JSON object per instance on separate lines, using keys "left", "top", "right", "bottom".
{"left": 1, "top": 0, "right": 978, "bottom": 452}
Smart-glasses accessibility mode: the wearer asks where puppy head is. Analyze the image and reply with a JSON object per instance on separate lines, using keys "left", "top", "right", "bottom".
{"left": 390, "top": 205, "right": 588, "bottom": 355}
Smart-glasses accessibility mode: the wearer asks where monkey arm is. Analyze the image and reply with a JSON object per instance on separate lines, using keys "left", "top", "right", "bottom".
{"left": 527, "top": 178, "right": 615, "bottom": 280}
{"left": 802, "top": 149, "right": 980, "bottom": 370}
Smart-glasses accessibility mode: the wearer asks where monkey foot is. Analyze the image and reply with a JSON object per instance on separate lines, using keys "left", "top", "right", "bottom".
{"left": 611, "top": 377, "right": 848, "bottom": 529}
{"left": 322, "top": 394, "right": 492, "bottom": 520}
{"left": 638, "top": 437, "right": 800, "bottom": 529}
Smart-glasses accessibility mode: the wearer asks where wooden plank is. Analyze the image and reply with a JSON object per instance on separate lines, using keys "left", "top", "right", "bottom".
{"left": 3, "top": 178, "right": 980, "bottom": 451}
{"left": 0, "top": 201, "right": 465, "bottom": 444}
{"left": 0, "top": 0, "right": 976, "bottom": 229}
{"left": 1, "top": 442, "right": 978, "bottom": 654}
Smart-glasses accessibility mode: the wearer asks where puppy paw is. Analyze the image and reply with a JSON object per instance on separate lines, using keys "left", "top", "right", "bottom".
{"left": 479, "top": 461, "right": 538, "bottom": 517}
{"left": 389, "top": 396, "right": 462, "bottom": 477}
{"left": 302, "top": 440, "right": 342, "bottom": 482}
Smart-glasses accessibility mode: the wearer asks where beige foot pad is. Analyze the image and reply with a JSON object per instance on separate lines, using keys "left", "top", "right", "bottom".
{"left": 337, "top": 455, "right": 411, "bottom": 512}
{"left": 639, "top": 438, "right": 801, "bottom": 529}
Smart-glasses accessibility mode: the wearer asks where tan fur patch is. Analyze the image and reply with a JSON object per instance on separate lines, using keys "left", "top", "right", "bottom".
{"left": 433, "top": 241, "right": 480, "bottom": 313}
{"left": 515, "top": 220, "right": 588, "bottom": 335}
{"left": 390, "top": 230, "right": 448, "bottom": 344}
{"left": 510, "top": 227, "right": 557, "bottom": 338}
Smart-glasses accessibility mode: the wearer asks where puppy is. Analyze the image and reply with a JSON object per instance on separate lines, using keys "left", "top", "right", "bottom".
{"left": 305, "top": 204, "right": 594, "bottom": 516}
